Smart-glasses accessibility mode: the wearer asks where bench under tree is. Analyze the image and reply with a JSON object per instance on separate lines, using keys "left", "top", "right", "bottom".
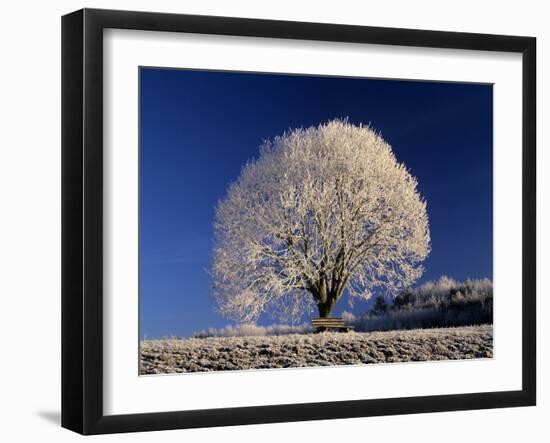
{"left": 311, "top": 317, "right": 354, "bottom": 333}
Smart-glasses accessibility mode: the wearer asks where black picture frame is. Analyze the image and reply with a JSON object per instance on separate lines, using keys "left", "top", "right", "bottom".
{"left": 61, "top": 8, "right": 536, "bottom": 435}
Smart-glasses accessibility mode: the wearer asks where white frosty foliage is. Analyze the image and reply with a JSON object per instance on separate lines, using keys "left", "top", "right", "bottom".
{"left": 192, "top": 323, "right": 313, "bottom": 339}
{"left": 212, "top": 119, "right": 430, "bottom": 322}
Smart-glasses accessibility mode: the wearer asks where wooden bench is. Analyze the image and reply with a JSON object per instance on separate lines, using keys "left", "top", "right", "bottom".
{"left": 312, "top": 317, "right": 354, "bottom": 333}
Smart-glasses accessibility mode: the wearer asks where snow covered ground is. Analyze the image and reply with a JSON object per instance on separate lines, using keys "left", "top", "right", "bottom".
{"left": 140, "top": 325, "right": 493, "bottom": 374}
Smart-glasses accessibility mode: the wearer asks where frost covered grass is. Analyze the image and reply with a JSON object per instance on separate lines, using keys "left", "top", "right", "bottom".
{"left": 140, "top": 325, "right": 492, "bottom": 374}
{"left": 192, "top": 323, "right": 313, "bottom": 338}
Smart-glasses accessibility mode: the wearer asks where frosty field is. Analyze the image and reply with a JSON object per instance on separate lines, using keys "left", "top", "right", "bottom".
{"left": 140, "top": 325, "right": 493, "bottom": 374}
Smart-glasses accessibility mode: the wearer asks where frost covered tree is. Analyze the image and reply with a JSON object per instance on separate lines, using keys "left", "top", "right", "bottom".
{"left": 212, "top": 119, "right": 430, "bottom": 322}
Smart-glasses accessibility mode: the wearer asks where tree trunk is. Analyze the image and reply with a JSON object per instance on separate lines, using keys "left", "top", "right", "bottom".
{"left": 317, "top": 298, "right": 336, "bottom": 318}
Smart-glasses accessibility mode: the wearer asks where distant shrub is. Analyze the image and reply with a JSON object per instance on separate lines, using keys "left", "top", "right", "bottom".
{"left": 371, "top": 295, "right": 389, "bottom": 316}
{"left": 346, "top": 276, "right": 493, "bottom": 332}
{"left": 341, "top": 310, "right": 357, "bottom": 324}
{"left": 192, "top": 323, "right": 313, "bottom": 338}
{"left": 393, "top": 290, "right": 415, "bottom": 310}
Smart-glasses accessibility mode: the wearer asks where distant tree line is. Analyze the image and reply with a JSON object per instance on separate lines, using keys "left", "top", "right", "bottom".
{"left": 343, "top": 276, "right": 493, "bottom": 332}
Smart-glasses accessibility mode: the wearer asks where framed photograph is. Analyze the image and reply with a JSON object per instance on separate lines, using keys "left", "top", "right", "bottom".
{"left": 61, "top": 8, "right": 536, "bottom": 435}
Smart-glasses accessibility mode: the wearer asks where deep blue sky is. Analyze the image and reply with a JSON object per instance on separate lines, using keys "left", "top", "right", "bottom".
{"left": 139, "top": 68, "right": 493, "bottom": 339}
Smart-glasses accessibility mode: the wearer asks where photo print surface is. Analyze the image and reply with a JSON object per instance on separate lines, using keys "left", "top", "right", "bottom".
{"left": 138, "top": 68, "right": 493, "bottom": 375}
